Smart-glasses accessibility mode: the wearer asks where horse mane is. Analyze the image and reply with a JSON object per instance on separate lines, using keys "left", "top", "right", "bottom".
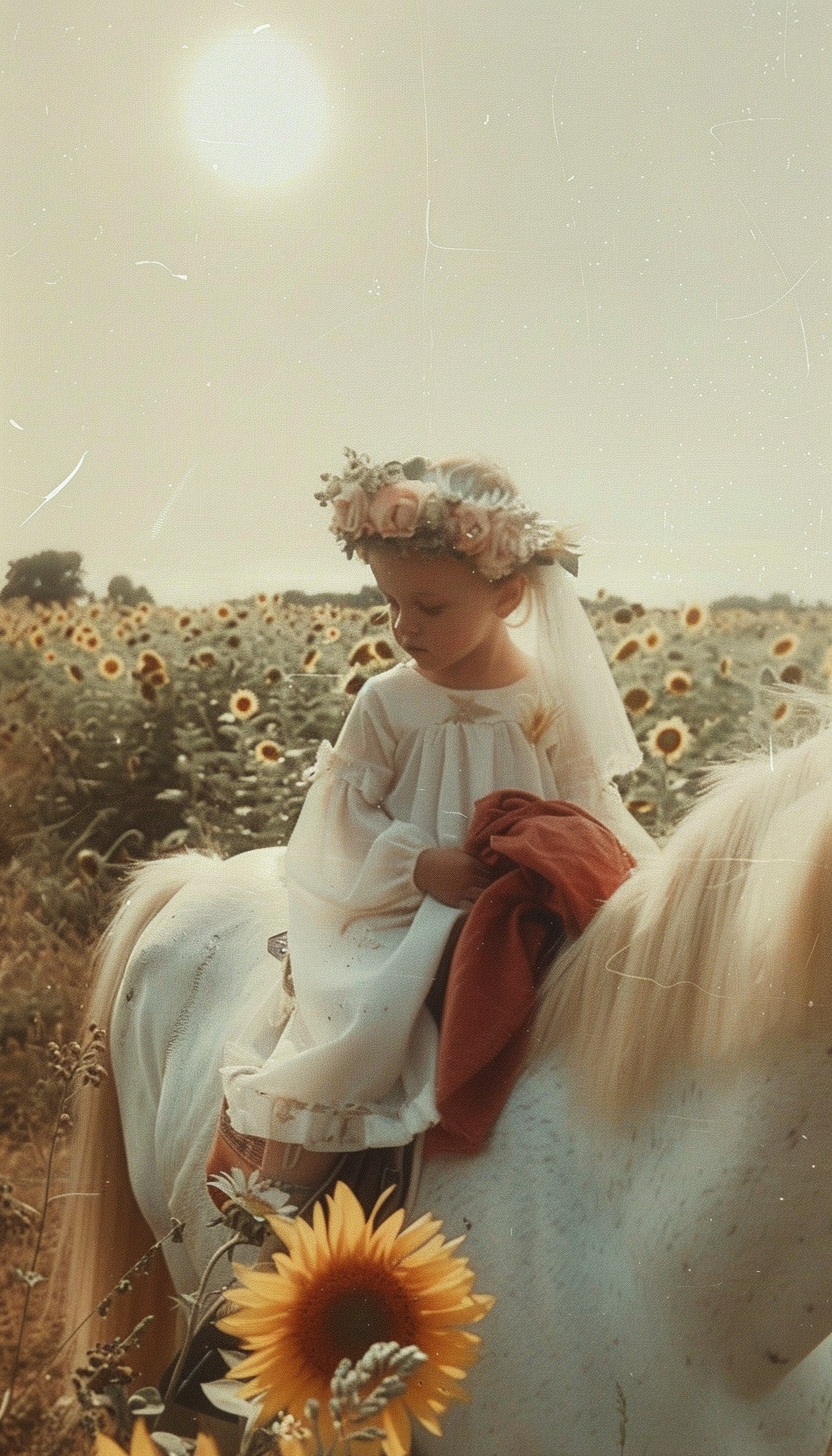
{"left": 530, "top": 693, "right": 832, "bottom": 1119}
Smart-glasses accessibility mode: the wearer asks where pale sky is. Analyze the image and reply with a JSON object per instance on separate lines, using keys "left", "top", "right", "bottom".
{"left": 4, "top": 0, "right": 831, "bottom": 606}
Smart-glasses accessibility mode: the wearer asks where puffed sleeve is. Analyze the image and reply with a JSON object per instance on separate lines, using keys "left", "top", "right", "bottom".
{"left": 286, "top": 681, "right": 437, "bottom": 931}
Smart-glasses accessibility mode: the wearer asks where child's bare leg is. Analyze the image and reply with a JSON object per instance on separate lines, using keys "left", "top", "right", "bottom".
{"left": 260, "top": 1138, "right": 340, "bottom": 1188}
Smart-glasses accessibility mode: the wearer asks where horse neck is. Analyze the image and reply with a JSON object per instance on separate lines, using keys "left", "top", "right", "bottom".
{"left": 533, "top": 753, "right": 832, "bottom": 1122}
{"left": 632, "top": 1037, "right": 832, "bottom": 1397}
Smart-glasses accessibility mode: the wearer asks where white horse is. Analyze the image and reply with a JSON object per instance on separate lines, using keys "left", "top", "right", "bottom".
{"left": 59, "top": 712, "right": 832, "bottom": 1456}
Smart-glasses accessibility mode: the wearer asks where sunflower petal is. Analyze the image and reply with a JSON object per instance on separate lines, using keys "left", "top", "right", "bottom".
{"left": 370, "top": 1202, "right": 407, "bottom": 1256}
{"left": 381, "top": 1396, "right": 414, "bottom": 1456}
{"left": 327, "top": 1180, "right": 371, "bottom": 1258}
{"left": 94, "top": 1436, "right": 127, "bottom": 1456}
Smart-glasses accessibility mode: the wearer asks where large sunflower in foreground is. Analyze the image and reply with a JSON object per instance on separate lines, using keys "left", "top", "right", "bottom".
{"left": 217, "top": 1180, "right": 495, "bottom": 1456}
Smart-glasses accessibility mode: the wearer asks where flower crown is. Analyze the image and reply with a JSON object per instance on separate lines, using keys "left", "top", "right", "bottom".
{"left": 314, "top": 448, "right": 581, "bottom": 582}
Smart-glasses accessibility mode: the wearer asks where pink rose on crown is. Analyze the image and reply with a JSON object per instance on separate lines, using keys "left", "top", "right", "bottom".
{"left": 367, "top": 482, "right": 429, "bottom": 538}
{"left": 451, "top": 502, "right": 493, "bottom": 558}
{"left": 332, "top": 483, "right": 370, "bottom": 536}
{"left": 477, "top": 513, "right": 528, "bottom": 580}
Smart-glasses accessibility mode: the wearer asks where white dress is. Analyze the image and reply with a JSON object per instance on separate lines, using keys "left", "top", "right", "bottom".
{"left": 220, "top": 660, "right": 658, "bottom": 1151}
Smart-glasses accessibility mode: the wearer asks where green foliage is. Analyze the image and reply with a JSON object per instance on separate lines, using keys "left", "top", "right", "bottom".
{"left": 283, "top": 584, "right": 384, "bottom": 607}
{"left": 106, "top": 576, "right": 155, "bottom": 607}
{"left": 1, "top": 550, "right": 85, "bottom": 606}
{"left": 1, "top": 590, "right": 830, "bottom": 872}
{"left": 710, "top": 591, "right": 796, "bottom": 612}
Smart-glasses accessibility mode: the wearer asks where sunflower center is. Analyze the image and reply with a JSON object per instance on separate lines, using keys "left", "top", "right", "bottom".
{"left": 656, "top": 727, "right": 682, "bottom": 753}
{"left": 296, "top": 1259, "right": 418, "bottom": 1375}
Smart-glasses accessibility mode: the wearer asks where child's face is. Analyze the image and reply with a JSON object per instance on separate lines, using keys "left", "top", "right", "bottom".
{"left": 367, "top": 548, "right": 521, "bottom": 681}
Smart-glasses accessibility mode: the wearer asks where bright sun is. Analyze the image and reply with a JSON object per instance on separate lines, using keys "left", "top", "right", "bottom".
{"left": 184, "top": 29, "right": 327, "bottom": 187}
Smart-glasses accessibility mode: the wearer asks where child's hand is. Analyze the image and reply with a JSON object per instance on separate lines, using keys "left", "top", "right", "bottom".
{"left": 414, "top": 847, "right": 498, "bottom": 909}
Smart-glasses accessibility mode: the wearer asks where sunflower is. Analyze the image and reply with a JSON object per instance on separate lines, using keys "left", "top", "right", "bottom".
{"left": 135, "top": 650, "right": 166, "bottom": 678}
{"left": 719, "top": 656, "right": 732, "bottom": 677}
{"left": 626, "top": 798, "right": 657, "bottom": 817}
{"left": 772, "top": 700, "right": 791, "bottom": 722}
{"left": 98, "top": 654, "right": 125, "bottom": 680}
{"left": 349, "top": 639, "right": 379, "bottom": 667}
{"left": 641, "top": 628, "right": 663, "bottom": 652}
{"left": 646, "top": 716, "right": 691, "bottom": 764}
{"left": 96, "top": 1417, "right": 220, "bottom": 1456}
{"left": 324, "top": 625, "right": 342, "bottom": 641}
{"left": 77, "top": 848, "right": 103, "bottom": 880}
{"left": 622, "top": 686, "right": 653, "bottom": 716}
{"left": 611, "top": 637, "right": 640, "bottom": 664}
{"left": 218, "top": 1181, "right": 494, "bottom": 1455}
{"left": 780, "top": 663, "right": 803, "bottom": 684}
{"left": 302, "top": 649, "right": 321, "bottom": 673}
{"left": 341, "top": 671, "right": 368, "bottom": 696}
{"left": 230, "top": 689, "right": 260, "bottom": 720}
{"left": 374, "top": 638, "right": 396, "bottom": 662}
{"left": 255, "top": 739, "right": 283, "bottom": 764}
{"left": 681, "top": 602, "right": 708, "bottom": 632}
{"left": 664, "top": 669, "right": 693, "bottom": 695}
{"left": 770, "top": 634, "right": 798, "bottom": 658}
{"left": 214, "top": 603, "right": 233, "bottom": 621}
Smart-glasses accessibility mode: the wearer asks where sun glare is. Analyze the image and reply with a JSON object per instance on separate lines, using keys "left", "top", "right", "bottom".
{"left": 184, "top": 30, "right": 327, "bottom": 186}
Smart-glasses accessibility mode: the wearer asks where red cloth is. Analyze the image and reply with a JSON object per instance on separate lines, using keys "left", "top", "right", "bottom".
{"left": 424, "top": 791, "right": 636, "bottom": 1158}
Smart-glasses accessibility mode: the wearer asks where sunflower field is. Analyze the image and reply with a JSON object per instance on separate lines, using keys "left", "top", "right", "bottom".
{"left": 1, "top": 586, "right": 832, "bottom": 1453}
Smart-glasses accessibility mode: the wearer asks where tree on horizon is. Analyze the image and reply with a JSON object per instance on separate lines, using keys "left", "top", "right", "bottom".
{"left": 0, "top": 549, "right": 86, "bottom": 606}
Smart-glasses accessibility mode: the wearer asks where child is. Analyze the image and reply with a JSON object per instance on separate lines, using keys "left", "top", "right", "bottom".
{"left": 214, "top": 450, "right": 659, "bottom": 1202}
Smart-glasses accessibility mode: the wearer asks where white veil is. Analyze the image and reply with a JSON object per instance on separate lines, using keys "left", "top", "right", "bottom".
{"left": 507, "top": 561, "right": 643, "bottom": 797}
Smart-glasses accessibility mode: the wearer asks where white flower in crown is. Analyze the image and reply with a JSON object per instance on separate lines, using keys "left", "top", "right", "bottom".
{"left": 315, "top": 447, "right": 582, "bottom": 580}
